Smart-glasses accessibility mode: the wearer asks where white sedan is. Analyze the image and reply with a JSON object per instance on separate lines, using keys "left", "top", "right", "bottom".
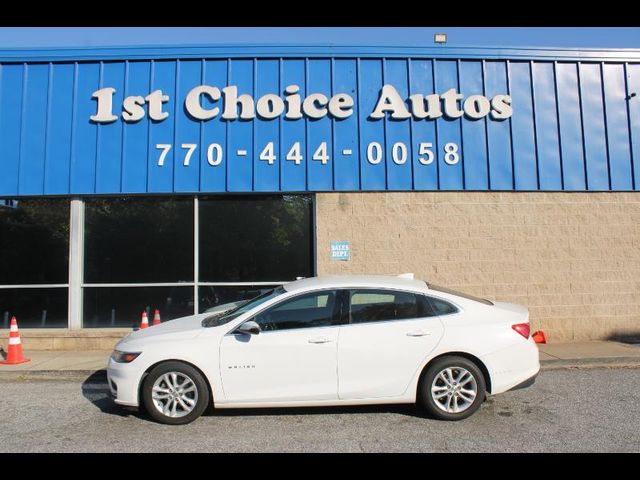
{"left": 107, "top": 275, "right": 540, "bottom": 424}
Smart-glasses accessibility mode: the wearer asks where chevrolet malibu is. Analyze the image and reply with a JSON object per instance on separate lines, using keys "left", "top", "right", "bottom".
{"left": 107, "top": 275, "right": 540, "bottom": 424}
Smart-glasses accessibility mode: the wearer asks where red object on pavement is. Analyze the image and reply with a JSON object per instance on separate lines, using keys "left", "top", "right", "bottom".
{"left": 152, "top": 309, "right": 161, "bottom": 326}
{"left": 0, "top": 316, "right": 30, "bottom": 365}
{"left": 140, "top": 311, "right": 149, "bottom": 329}
{"left": 532, "top": 330, "right": 547, "bottom": 344}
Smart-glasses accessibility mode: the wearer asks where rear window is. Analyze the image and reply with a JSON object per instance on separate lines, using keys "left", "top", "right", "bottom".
{"left": 427, "top": 284, "right": 494, "bottom": 306}
{"left": 428, "top": 297, "right": 459, "bottom": 315}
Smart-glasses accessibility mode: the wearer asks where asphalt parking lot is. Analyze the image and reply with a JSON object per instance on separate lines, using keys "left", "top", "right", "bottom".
{"left": 1, "top": 367, "right": 638, "bottom": 452}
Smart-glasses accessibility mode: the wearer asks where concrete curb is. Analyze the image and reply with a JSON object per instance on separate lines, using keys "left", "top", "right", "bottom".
{"left": 0, "top": 369, "right": 106, "bottom": 381}
{"left": 539, "top": 357, "right": 640, "bottom": 370}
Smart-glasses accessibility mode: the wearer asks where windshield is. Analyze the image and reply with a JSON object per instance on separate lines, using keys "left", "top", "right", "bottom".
{"left": 202, "top": 286, "right": 286, "bottom": 327}
{"left": 427, "top": 284, "right": 494, "bottom": 306}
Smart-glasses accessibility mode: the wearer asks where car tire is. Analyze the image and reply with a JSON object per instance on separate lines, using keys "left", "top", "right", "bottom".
{"left": 418, "top": 356, "right": 486, "bottom": 421}
{"left": 142, "top": 361, "right": 210, "bottom": 425}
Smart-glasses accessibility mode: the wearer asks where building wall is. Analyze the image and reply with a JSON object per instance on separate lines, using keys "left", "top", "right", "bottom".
{"left": 316, "top": 192, "right": 640, "bottom": 342}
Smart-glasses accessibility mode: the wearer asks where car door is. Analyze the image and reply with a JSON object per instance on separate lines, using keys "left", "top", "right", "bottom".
{"left": 219, "top": 289, "right": 342, "bottom": 403}
{"left": 337, "top": 289, "right": 445, "bottom": 400}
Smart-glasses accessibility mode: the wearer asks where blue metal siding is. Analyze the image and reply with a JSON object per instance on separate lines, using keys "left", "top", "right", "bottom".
{"left": 602, "top": 63, "right": 633, "bottom": 190}
{"left": 254, "top": 59, "right": 280, "bottom": 192}
{"left": 532, "top": 62, "right": 563, "bottom": 190}
{"left": 628, "top": 63, "right": 640, "bottom": 190}
{"left": 0, "top": 46, "right": 638, "bottom": 196}
{"left": 95, "top": 62, "right": 125, "bottom": 194}
{"left": 485, "top": 61, "right": 514, "bottom": 190}
{"left": 385, "top": 59, "right": 413, "bottom": 191}
{"left": 45, "top": 63, "right": 74, "bottom": 194}
{"left": 509, "top": 62, "right": 539, "bottom": 190}
{"left": 358, "top": 59, "right": 386, "bottom": 190}
{"left": 121, "top": 61, "right": 150, "bottom": 193}
{"left": 459, "top": 61, "right": 489, "bottom": 190}
{"left": 333, "top": 59, "right": 360, "bottom": 191}
{"left": 200, "top": 59, "right": 227, "bottom": 193}
{"left": 580, "top": 63, "right": 610, "bottom": 190}
{"left": 409, "top": 59, "right": 438, "bottom": 190}
{"left": 556, "top": 62, "right": 586, "bottom": 191}
{"left": 306, "top": 59, "right": 333, "bottom": 191}
{"left": 70, "top": 62, "right": 99, "bottom": 194}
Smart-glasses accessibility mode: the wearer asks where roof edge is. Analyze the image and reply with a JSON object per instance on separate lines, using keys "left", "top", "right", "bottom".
{"left": 2, "top": 44, "right": 640, "bottom": 63}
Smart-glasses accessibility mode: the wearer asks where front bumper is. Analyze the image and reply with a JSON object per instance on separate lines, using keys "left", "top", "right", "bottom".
{"left": 106, "top": 356, "right": 146, "bottom": 407}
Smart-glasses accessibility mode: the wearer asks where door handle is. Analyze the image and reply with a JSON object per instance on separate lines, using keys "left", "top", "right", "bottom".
{"left": 308, "top": 337, "right": 332, "bottom": 344}
{"left": 406, "top": 330, "right": 432, "bottom": 337}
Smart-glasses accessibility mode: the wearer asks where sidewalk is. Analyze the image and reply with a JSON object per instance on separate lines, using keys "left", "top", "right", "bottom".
{"left": 0, "top": 341, "right": 639, "bottom": 380}
{"left": 537, "top": 341, "right": 640, "bottom": 369}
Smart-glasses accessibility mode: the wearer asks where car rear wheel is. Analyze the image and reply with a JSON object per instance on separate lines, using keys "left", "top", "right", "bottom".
{"left": 142, "top": 361, "right": 210, "bottom": 425}
{"left": 418, "top": 356, "right": 486, "bottom": 421}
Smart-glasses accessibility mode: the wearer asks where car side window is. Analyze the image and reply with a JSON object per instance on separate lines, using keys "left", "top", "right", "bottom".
{"left": 349, "top": 289, "right": 430, "bottom": 324}
{"left": 428, "top": 296, "right": 459, "bottom": 316}
{"left": 252, "top": 290, "right": 339, "bottom": 332}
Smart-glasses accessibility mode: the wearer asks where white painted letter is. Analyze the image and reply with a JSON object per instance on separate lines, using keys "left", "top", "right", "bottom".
{"left": 463, "top": 95, "right": 491, "bottom": 120}
{"left": 409, "top": 93, "right": 442, "bottom": 119}
{"left": 122, "top": 95, "right": 145, "bottom": 122}
{"left": 441, "top": 88, "right": 464, "bottom": 119}
{"left": 256, "top": 94, "right": 285, "bottom": 119}
{"left": 284, "top": 84, "right": 303, "bottom": 119}
{"left": 302, "top": 93, "right": 329, "bottom": 119}
{"left": 145, "top": 90, "right": 169, "bottom": 121}
{"left": 222, "top": 86, "right": 255, "bottom": 120}
{"left": 328, "top": 93, "right": 354, "bottom": 119}
{"left": 490, "top": 95, "right": 513, "bottom": 120}
{"left": 370, "top": 84, "right": 411, "bottom": 119}
{"left": 90, "top": 87, "right": 117, "bottom": 123}
{"left": 185, "top": 85, "right": 221, "bottom": 120}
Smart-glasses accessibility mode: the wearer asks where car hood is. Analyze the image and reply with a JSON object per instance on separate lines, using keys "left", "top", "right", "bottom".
{"left": 120, "top": 313, "right": 210, "bottom": 344}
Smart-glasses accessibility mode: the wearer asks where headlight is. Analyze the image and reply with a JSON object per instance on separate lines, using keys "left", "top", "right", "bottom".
{"left": 111, "top": 350, "right": 142, "bottom": 363}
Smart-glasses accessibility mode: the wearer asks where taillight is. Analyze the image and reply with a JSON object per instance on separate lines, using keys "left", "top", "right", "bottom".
{"left": 512, "top": 323, "right": 530, "bottom": 339}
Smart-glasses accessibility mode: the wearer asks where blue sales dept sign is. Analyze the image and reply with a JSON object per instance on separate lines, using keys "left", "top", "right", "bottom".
{"left": 331, "top": 241, "right": 351, "bottom": 261}
{"left": 0, "top": 49, "right": 638, "bottom": 197}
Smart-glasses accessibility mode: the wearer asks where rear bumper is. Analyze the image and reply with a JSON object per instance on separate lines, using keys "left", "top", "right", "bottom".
{"left": 480, "top": 338, "right": 540, "bottom": 395}
{"left": 506, "top": 371, "right": 538, "bottom": 392}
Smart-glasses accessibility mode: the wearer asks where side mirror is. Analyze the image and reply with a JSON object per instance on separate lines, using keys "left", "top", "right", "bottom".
{"left": 235, "top": 320, "right": 261, "bottom": 336}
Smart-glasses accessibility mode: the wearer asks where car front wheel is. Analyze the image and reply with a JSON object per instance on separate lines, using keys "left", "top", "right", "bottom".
{"left": 419, "top": 356, "right": 486, "bottom": 421}
{"left": 142, "top": 361, "right": 210, "bottom": 425}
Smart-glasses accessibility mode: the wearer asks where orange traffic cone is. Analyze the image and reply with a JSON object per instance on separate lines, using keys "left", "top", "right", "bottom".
{"left": 140, "top": 311, "right": 149, "bottom": 329}
{"left": 532, "top": 330, "right": 547, "bottom": 344}
{"left": 152, "top": 309, "right": 161, "bottom": 326}
{"left": 0, "top": 317, "right": 30, "bottom": 365}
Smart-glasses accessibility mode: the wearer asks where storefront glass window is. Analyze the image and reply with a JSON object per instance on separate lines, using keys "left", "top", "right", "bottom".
{"left": 0, "top": 199, "right": 69, "bottom": 284}
{"left": 0, "top": 199, "right": 70, "bottom": 328}
{"left": 84, "top": 197, "right": 194, "bottom": 283}
{"left": 0, "top": 288, "right": 68, "bottom": 328}
{"left": 198, "top": 195, "right": 313, "bottom": 282}
{"left": 83, "top": 286, "right": 194, "bottom": 328}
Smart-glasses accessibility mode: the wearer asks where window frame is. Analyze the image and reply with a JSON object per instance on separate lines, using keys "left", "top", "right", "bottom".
{"left": 343, "top": 287, "right": 436, "bottom": 326}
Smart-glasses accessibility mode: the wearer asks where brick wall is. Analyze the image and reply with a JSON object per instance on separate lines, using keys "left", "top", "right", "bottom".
{"left": 316, "top": 192, "right": 640, "bottom": 342}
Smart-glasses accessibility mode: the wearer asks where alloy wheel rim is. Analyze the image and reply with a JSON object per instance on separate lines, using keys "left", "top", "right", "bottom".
{"left": 431, "top": 366, "right": 478, "bottom": 414}
{"left": 151, "top": 372, "right": 199, "bottom": 418}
